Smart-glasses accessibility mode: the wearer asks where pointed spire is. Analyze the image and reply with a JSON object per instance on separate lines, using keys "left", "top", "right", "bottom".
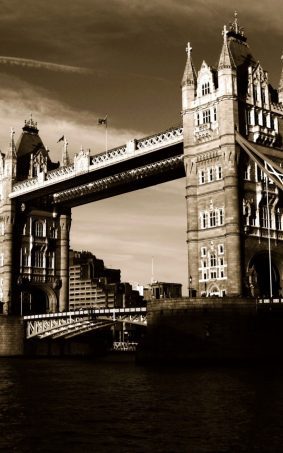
{"left": 7, "top": 127, "right": 17, "bottom": 159}
{"left": 181, "top": 42, "right": 197, "bottom": 87}
{"left": 218, "top": 25, "right": 236, "bottom": 70}
{"left": 278, "top": 54, "right": 283, "bottom": 103}
{"left": 23, "top": 113, "right": 39, "bottom": 134}
{"left": 61, "top": 137, "right": 70, "bottom": 166}
{"left": 227, "top": 11, "right": 246, "bottom": 42}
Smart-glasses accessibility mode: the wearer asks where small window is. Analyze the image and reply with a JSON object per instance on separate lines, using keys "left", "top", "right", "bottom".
{"left": 213, "top": 107, "right": 217, "bottom": 122}
{"left": 218, "top": 244, "right": 224, "bottom": 255}
{"left": 203, "top": 109, "right": 211, "bottom": 124}
{"left": 208, "top": 168, "right": 214, "bottom": 182}
{"left": 201, "top": 247, "right": 207, "bottom": 257}
{"left": 218, "top": 208, "right": 224, "bottom": 225}
{"left": 216, "top": 166, "right": 222, "bottom": 180}
{"left": 202, "top": 82, "right": 210, "bottom": 96}
{"left": 199, "top": 170, "right": 205, "bottom": 184}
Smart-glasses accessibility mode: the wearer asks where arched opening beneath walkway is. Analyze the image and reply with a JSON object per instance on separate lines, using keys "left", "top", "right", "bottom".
{"left": 20, "top": 285, "right": 58, "bottom": 315}
{"left": 248, "top": 253, "right": 280, "bottom": 297}
{"left": 30, "top": 288, "right": 49, "bottom": 314}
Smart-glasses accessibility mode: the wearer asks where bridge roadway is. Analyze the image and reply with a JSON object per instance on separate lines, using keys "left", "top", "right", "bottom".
{"left": 10, "top": 126, "right": 184, "bottom": 207}
{"left": 24, "top": 306, "right": 147, "bottom": 340}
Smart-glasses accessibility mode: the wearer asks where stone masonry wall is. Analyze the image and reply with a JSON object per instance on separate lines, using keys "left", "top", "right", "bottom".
{"left": 0, "top": 316, "right": 24, "bottom": 356}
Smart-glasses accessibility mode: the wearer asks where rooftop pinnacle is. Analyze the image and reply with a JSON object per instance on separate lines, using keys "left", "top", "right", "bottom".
{"left": 182, "top": 42, "right": 197, "bottom": 87}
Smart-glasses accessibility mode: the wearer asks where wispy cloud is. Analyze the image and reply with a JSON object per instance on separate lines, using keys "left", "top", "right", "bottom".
{"left": 0, "top": 56, "right": 93, "bottom": 75}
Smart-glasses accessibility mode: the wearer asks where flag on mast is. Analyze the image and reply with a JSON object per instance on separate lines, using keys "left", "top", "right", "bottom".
{"left": 98, "top": 115, "right": 108, "bottom": 153}
{"left": 57, "top": 135, "right": 64, "bottom": 143}
{"left": 98, "top": 115, "right": 107, "bottom": 125}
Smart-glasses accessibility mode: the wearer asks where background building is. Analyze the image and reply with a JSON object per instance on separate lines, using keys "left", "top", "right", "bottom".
{"left": 69, "top": 249, "right": 144, "bottom": 309}
{"left": 143, "top": 282, "right": 182, "bottom": 301}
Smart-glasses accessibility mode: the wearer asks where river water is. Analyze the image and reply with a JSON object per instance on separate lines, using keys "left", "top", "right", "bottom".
{"left": 1, "top": 355, "right": 283, "bottom": 452}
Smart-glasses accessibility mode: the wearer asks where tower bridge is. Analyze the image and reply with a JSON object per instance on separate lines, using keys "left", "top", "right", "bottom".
{"left": 2, "top": 14, "right": 283, "bottom": 355}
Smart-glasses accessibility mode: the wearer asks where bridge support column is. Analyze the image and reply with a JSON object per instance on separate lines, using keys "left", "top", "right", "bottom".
{"left": 59, "top": 212, "right": 71, "bottom": 312}
{"left": 1, "top": 203, "right": 16, "bottom": 314}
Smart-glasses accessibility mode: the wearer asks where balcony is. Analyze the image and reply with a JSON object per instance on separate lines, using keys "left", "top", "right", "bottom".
{"left": 194, "top": 123, "right": 212, "bottom": 142}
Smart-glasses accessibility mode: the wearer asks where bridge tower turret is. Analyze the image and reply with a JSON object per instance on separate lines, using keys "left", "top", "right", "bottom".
{"left": 0, "top": 129, "right": 17, "bottom": 313}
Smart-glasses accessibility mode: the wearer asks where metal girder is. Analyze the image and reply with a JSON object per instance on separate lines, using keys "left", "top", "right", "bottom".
{"left": 25, "top": 309, "right": 147, "bottom": 339}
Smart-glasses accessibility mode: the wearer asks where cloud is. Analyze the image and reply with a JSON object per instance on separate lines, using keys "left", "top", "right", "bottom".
{"left": 0, "top": 56, "right": 93, "bottom": 75}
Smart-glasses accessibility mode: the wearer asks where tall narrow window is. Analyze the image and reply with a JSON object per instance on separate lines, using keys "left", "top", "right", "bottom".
{"left": 210, "top": 211, "right": 216, "bottom": 227}
{"left": 261, "top": 88, "right": 266, "bottom": 105}
{"left": 208, "top": 167, "right": 214, "bottom": 182}
{"left": 34, "top": 249, "right": 44, "bottom": 268}
{"left": 210, "top": 254, "right": 216, "bottom": 267}
{"left": 217, "top": 166, "right": 222, "bottom": 180}
{"left": 196, "top": 113, "right": 200, "bottom": 126}
{"left": 35, "top": 221, "right": 44, "bottom": 237}
{"left": 253, "top": 85, "right": 258, "bottom": 102}
{"left": 199, "top": 170, "right": 205, "bottom": 184}
{"left": 213, "top": 107, "right": 217, "bottom": 122}
{"left": 201, "top": 212, "right": 208, "bottom": 229}
{"left": 218, "top": 208, "right": 224, "bottom": 225}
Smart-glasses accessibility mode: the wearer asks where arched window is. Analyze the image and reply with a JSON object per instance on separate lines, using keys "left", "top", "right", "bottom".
{"left": 35, "top": 221, "right": 44, "bottom": 237}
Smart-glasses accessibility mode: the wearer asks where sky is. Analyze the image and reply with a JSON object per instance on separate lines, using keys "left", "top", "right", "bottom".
{"left": 0, "top": 0, "right": 283, "bottom": 293}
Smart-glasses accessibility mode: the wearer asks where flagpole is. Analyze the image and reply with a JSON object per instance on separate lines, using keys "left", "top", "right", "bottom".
{"left": 266, "top": 175, "right": 273, "bottom": 298}
{"left": 105, "top": 117, "right": 108, "bottom": 154}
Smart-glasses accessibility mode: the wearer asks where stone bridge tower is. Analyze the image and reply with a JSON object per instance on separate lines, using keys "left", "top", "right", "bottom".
{"left": 182, "top": 14, "right": 283, "bottom": 298}
{"left": 0, "top": 118, "right": 71, "bottom": 315}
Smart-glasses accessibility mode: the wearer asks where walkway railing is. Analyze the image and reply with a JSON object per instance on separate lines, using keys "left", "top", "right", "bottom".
{"left": 11, "top": 126, "right": 183, "bottom": 198}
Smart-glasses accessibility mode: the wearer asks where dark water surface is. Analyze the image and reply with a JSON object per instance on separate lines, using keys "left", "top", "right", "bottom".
{"left": 1, "top": 355, "right": 283, "bottom": 452}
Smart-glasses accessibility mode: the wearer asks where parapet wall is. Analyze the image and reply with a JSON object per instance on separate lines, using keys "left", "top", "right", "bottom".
{"left": 138, "top": 297, "right": 283, "bottom": 364}
{"left": 0, "top": 316, "right": 25, "bottom": 356}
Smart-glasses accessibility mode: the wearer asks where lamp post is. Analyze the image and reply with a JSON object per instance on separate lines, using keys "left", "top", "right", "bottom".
{"left": 189, "top": 275, "right": 192, "bottom": 298}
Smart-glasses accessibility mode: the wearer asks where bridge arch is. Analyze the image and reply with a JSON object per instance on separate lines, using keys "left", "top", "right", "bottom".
{"left": 27, "top": 284, "right": 58, "bottom": 315}
{"left": 247, "top": 252, "right": 281, "bottom": 297}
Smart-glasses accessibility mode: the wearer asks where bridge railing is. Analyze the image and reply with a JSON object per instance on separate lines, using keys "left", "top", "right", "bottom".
{"left": 23, "top": 306, "right": 147, "bottom": 320}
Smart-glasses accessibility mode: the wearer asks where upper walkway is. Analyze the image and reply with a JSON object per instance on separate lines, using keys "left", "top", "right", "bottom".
{"left": 10, "top": 126, "right": 184, "bottom": 206}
